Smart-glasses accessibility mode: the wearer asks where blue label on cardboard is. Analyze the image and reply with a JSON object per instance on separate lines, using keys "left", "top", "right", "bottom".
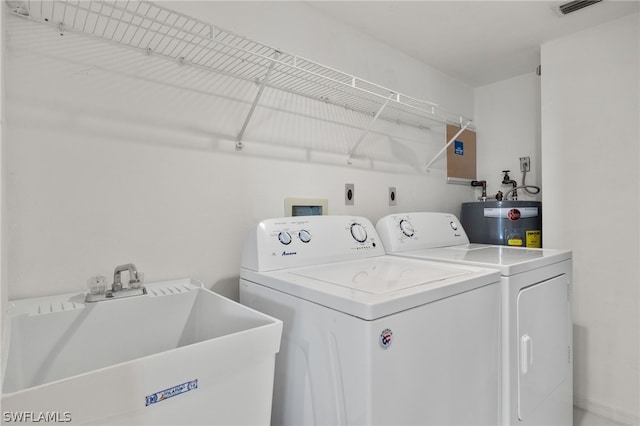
{"left": 454, "top": 141, "right": 464, "bottom": 155}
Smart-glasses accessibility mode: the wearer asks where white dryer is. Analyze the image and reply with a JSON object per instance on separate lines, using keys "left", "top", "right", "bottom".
{"left": 239, "top": 215, "right": 501, "bottom": 426}
{"left": 376, "top": 212, "right": 573, "bottom": 426}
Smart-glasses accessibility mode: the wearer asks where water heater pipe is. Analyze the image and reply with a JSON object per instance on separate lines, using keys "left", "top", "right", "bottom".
{"left": 470, "top": 180, "right": 487, "bottom": 201}
{"left": 521, "top": 170, "right": 541, "bottom": 195}
{"left": 504, "top": 185, "right": 541, "bottom": 200}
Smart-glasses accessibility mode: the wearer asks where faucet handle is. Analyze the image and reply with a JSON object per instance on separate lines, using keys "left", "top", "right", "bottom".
{"left": 129, "top": 272, "right": 144, "bottom": 289}
{"left": 87, "top": 276, "right": 107, "bottom": 295}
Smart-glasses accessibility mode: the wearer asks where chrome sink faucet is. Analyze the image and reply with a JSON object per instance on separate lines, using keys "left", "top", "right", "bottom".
{"left": 113, "top": 263, "right": 142, "bottom": 292}
{"left": 85, "top": 263, "right": 146, "bottom": 303}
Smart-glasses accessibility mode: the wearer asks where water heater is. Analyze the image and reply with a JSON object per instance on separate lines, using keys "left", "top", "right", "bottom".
{"left": 460, "top": 201, "right": 542, "bottom": 248}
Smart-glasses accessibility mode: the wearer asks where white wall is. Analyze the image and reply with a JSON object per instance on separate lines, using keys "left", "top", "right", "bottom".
{"left": 0, "top": 0, "right": 6, "bottom": 340}
{"left": 474, "top": 73, "right": 541, "bottom": 203}
{"left": 2, "top": 1, "right": 475, "bottom": 302}
{"left": 541, "top": 13, "right": 639, "bottom": 424}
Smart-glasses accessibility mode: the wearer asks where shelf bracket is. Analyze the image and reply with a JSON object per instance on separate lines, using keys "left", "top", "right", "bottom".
{"left": 347, "top": 93, "right": 395, "bottom": 164}
{"left": 235, "top": 52, "right": 281, "bottom": 150}
{"left": 425, "top": 120, "right": 472, "bottom": 170}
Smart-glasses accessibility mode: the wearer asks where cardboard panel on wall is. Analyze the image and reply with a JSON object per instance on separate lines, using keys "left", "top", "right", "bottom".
{"left": 446, "top": 124, "right": 476, "bottom": 181}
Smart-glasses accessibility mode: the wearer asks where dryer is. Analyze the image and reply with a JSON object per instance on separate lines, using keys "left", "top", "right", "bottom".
{"left": 376, "top": 212, "right": 573, "bottom": 426}
{"left": 239, "top": 215, "right": 501, "bottom": 426}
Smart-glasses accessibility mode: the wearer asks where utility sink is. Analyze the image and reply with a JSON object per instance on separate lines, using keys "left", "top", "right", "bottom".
{"left": 1, "top": 279, "right": 282, "bottom": 425}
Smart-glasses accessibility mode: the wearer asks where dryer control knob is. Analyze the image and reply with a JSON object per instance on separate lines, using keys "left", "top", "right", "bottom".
{"left": 350, "top": 223, "right": 368, "bottom": 243}
{"left": 450, "top": 221, "right": 458, "bottom": 231}
{"left": 298, "top": 229, "right": 312, "bottom": 243}
{"left": 278, "top": 231, "right": 292, "bottom": 245}
{"left": 399, "top": 219, "right": 415, "bottom": 237}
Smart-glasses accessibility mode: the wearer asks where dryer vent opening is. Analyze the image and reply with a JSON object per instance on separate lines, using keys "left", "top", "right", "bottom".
{"left": 557, "top": 0, "right": 603, "bottom": 15}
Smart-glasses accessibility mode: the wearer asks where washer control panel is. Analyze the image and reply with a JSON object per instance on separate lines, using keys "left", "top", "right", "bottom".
{"left": 242, "top": 215, "right": 385, "bottom": 271}
{"left": 376, "top": 212, "right": 470, "bottom": 253}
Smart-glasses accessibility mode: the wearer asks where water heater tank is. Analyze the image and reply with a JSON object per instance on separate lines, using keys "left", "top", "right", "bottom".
{"left": 460, "top": 201, "right": 542, "bottom": 248}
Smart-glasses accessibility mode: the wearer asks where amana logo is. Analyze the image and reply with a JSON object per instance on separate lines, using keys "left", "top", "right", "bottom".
{"left": 282, "top": 251, "right": 297, "bottom": 256}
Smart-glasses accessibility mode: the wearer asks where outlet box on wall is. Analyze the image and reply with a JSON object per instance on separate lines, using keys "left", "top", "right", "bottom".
{"left": 389, "top": 187, "right": 397, "bottom": 206}
{"left": 345, "top": 184, "right": 354, "bottom": 205}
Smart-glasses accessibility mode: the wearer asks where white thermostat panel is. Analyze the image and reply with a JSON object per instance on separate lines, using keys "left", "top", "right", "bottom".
{"left": 284, "top": 197, "right": 328, "bottom": 217}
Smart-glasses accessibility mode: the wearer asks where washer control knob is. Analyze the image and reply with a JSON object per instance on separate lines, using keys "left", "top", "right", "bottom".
{"left": 449, "top": 221, "right": 458, "bottom": 231}
{"left": 298, "top": 229, "right": 312, "bottom": 243}
{"left": 399, "top": 219, "right": 415, "bottom": 237}
{"left": 350, "top": 223, "right": 368, "bottom": 243}
{"left": 278, "top": 231, "right": 292, "bottom": 245}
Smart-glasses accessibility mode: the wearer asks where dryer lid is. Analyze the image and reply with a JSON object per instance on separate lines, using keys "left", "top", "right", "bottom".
{"left": 395, "top": 245, "right": 571, "bottom": 276}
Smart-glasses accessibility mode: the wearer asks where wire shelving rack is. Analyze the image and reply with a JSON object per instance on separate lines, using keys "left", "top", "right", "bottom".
{"left": 7, "top": 0, "right": 474, "bottom": 165}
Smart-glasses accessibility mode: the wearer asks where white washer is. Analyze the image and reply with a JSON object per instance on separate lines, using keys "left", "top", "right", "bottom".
{"left": 376, "top": 212, "right": 573, "bottom": 426}
{"left": 240, "top": 215, "right": 501, "bottom": 426}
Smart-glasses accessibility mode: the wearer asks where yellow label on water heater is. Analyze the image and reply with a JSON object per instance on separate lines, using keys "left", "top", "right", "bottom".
{"left": 508, "top": 238, "right": 523, "bottom": 246}
{"left": 526, "top": 230, "right": 542, "bottom": 248}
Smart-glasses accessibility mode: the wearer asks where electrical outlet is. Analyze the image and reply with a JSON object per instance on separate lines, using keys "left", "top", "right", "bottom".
{"left": 389, "top": 187, "right": 397, "bottom": 206}
{"left": 345, "top": 183, "right": 355, "bottom": 205}
{"left": 520, "top": 157, "right": 531, "bottom": 173}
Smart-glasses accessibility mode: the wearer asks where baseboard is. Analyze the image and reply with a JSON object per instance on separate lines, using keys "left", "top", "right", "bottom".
{"left": 575, "top": 393, "right": 640, "bottom": 426}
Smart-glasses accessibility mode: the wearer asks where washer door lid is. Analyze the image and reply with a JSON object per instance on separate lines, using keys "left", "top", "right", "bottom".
{"left": 291, "top": 258, "right": 470, "bottom": 295}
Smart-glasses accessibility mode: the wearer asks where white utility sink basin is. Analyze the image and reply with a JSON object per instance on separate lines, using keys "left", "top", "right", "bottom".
{"left": 1, "top": 279, "right": 282, "bottom": 425}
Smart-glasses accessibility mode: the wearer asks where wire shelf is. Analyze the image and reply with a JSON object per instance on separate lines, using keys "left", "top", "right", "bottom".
{"left": 8, "top": 0, "right": 473, "bottom": 133}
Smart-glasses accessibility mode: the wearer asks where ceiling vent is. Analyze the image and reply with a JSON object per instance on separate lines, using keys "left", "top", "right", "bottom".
{"left": 557, "top": 0, "right": 603, "bottom": 15}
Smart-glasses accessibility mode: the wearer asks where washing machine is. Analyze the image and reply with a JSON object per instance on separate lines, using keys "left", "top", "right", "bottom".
{"left": 239, "top": 215, "right": 501, "bottom": 426}
{"left": 376, "top": 212, "right": 572, "bottom": 426}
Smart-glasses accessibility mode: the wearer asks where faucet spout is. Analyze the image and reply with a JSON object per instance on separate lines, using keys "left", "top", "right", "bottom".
{"left": 113, "top": 263, "right": 141, "bottom": 292}
{"left": 501, "top": 170, "right": 518, "bottom": 200}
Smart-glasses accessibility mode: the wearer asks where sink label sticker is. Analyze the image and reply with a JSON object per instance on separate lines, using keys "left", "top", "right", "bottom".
{"left": 145, "top": 379, "right": 198, "bottom": 406}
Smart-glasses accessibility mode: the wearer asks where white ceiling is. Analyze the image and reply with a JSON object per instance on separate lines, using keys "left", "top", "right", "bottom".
{"left": 308, "top": 1, "right": 639, "bottom": 87}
